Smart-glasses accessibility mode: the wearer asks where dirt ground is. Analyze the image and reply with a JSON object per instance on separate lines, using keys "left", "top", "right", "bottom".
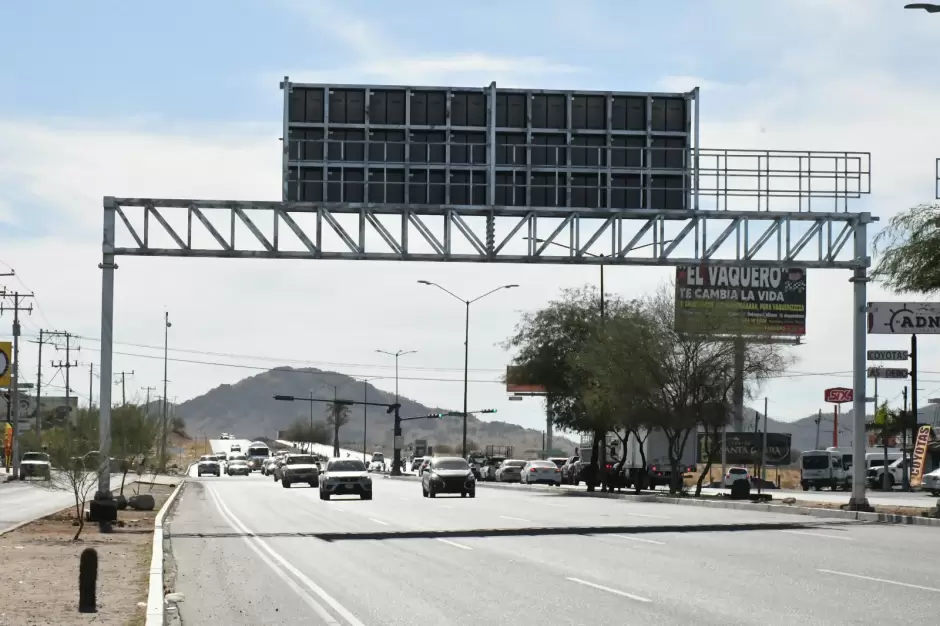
{"left": 0, "top": 482, "right": 176, "bottom": 626}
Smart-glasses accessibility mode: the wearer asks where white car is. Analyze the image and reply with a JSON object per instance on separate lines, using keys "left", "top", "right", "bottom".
{"left": 723, "top": 467, "right": 751, "bottom": 488}
{"left": 520, "top": 460, "right": 562, "bottom": 486}
{"left": 319, "top": 458, "right": 372, "bottom": 501}
{"left": 196, "top": 454, "right": 221, "bottom": 477}
{"left": 920, "top": 467, "right": 940, "bottom": 496}
{"left": 368, "top": 461, "right": 385, "bottom": 472}
{"left": 20, "top": 451, "right": 51, "bottom": 480}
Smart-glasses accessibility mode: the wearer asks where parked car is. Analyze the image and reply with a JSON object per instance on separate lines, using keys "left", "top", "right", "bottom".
{"left": 920, "top": 467, "right": 940, "bottom": 496}
{"left": 197, "top": 455, "right": 221, "bottom": 477}
{"left": 723, "top": 467, "right": 751, "bottom": 488}
{"left": 318, "top": 458, "right": 372, "bottom": 500}
{"left": 422, "top": 457, "right": 476, "bottom": 498}
{"left": 277, "top": 454, "right": 320, "bottom": 488}
{"left": 480, "top": 457, "right": 505, "bottom": 482}
{"left": 410, "top": 457, "right": 426, "bottom": 473}
{"left": 495, "top": 459, "right": 527, "bottom": 483}
{"left": 520, "top": 460, "right": 561, "bottom": 486}
{"left": 20, "top": 452, "right": 51, "bottom": 480}
{"left": 560, "top": 456, "right": 581, "bottom": 484}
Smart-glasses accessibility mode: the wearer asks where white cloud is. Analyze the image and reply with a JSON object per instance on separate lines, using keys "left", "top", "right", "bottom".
{"left": 4, "top": 0, "right": 940, "bottom": 434}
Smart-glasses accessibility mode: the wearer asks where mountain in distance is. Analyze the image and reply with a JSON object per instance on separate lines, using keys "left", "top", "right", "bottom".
{"left": 175, "top": 367, "right": 573, "bottom": 454}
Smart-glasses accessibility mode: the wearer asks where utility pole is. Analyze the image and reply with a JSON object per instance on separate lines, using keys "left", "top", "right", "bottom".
{"left": 48, "top": 331, "right": 79, "bottom": 421}
{"left": 88, "top": 363, "right": 94, "bottom": 409}
{"left": 114, "top": 370, "right": 134, "bottom": 406}
{"left": 143, "top": 386, "right": 156, "bottom": 416}
{"left": 29, "top": 329, "right": 52, "bottom": 435}
{"left": 1, "top": 290, "right": 34, "bottom": 480}
{"left": 815, "top": 409, "right": 822, "bottom": 450}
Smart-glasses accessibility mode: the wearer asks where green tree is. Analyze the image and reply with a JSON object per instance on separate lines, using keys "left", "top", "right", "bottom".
{"left": 111, "top": 404, "right": 160, "bottom": 496}
{"left": 577, "top": 285, "right": 791, "bottom": 494}
{"left": 504, "top": 286, "right": 635, "bottom": 491}
{"left": 43, "top": 410, "right": 101, "bottom": 540}
{"left": 284, "top": 418, "right": 330, "bottom": 452}
{"left": 326, "top": 402, "right": 351, "bottom": 457}
{"left": 872, "top": 204, "right": 940, "bottom": 293}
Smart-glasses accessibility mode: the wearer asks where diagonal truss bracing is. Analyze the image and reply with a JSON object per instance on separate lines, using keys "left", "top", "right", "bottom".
{"left": 104, "top": 197, "right": 875, "bottom": 269}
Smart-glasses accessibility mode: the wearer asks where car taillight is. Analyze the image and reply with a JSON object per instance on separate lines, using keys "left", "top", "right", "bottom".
{"left": 530, "top": 468, "right": 537, "bottom": 472}
{"left": 555, "top": 468, "right": 561, "bottom": 472}
{"left": 651, "top": 465, "right": 657, "bottom": 471}
{"left": 605, "top": 464, "right": 612, "bottom": 470}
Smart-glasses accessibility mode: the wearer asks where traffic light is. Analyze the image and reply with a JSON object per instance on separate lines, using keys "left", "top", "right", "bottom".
{"left": 386, "top": 403, "right": 401, "bottom": 414}
{"left": 431, "top": 413, "right": 444, "bottom": 419}
{"left": 479, "top": 409, "right": 497, "bottom": 414}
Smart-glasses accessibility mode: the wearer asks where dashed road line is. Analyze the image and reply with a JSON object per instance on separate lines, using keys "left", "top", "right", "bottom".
{"left": 567, "top": 577, "right": 651, "bottom": 602}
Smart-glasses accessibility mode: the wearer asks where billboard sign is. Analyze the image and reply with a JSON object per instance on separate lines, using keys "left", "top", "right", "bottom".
{"left": 867, "top": 367, "right": 909, "bottom": 379}
{"left": 824, "top": 387, "right": 853, "bottom": 403}
{"left": 868, "top": 302, "right": 940, "bottom": 334}
{"left": 505, "top": 366, "right": 547, "bottom": 395}
{"left": 867, "top": 350, "right": 909, "bottom": 361}
{"left": 0, "top": 395, "right": 78, "bottom": 428}
{"left": 675, "top": 266, "right": 807, "bottom": 335}
{"left": 910, "top": 425, "right": 932, "bottom": 487}
{"left": 0, "top": 342, "right": 10, "bottom": 388}
{"left": 697, "top": 432, "right": 792, "bottom": 466}
{"left": 282, "top": 81, "right": 693, "bottom": 212}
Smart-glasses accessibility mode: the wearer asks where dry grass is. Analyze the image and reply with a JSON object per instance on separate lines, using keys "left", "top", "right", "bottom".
{"left": 0, "top": 482, "right": 175, "bottom": 626}
{"left": 686, "top": 464, "right": 802, "bottom": 489}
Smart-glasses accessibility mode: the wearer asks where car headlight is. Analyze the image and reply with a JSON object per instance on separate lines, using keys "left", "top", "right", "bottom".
{"left": 466, "top": 473, "right": 475, "bottom": 482}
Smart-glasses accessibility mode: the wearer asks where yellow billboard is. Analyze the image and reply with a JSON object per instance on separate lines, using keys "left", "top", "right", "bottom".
{"left": 910, "top": 425, "right": 932, "bottom": 488}
{"left": 0, "top": 341, "right": 10, "bottom": 388}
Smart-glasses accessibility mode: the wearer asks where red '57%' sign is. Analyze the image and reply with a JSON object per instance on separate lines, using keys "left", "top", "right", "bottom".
{"left": 824, "top": 387, "right": 853, "bottom": 403}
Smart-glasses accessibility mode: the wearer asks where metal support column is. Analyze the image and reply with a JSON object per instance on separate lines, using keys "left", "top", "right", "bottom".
{"left": 545, "top": 399, "right": 553, "bottom": 454}
{"left": 732, "top": 338, "right": 745, "bottom": 431}
{"left": 96, "top": 200, "right": 117, "bottom": 499}
{"left": 848, "top": 217, "right": 870, "bottom": 511}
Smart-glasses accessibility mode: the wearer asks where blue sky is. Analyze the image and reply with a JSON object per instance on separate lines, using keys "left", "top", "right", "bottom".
{"left": 1, "top": 1, "right": 940, "bottom": 430}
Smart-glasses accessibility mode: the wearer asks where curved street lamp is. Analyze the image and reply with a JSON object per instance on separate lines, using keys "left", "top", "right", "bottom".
{"left": 417, "top": 281, "right": 518, "bottom": 456}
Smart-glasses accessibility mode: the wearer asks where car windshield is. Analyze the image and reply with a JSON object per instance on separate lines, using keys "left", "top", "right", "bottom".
{"left": 288, "top": 456, "right": 317, "bottom": 465}
{"left": 529, "top": 461, "right": 554, "bottom": 468}
{"left": 329, "top": 460, "right": 366, "bottom": 472}
{"left": 248, "top": 447, "right": 270, "bottom": 457}
{"left": 729, "top": 468, "right": 748, "bottom": 475}
{"left": 433, "top": 459, "right": 469, "bottom": 470}
{"left": 22, "top": 453, "right": 48, "bottom": 462}
{"left": 230, "top": 458, "right": 247, "bottom": 464}
{"left": 372, "top": 454, "right": 384, "bottom": 462}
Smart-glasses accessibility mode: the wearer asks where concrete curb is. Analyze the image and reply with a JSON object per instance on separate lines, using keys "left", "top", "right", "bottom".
{"left": 385, "top": 473, "right": 940, "bottom": 527}
{"left": 144, "top": 467, "right": 189, "bottom": 626}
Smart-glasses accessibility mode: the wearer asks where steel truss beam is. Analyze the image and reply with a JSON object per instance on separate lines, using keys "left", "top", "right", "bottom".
{"left": 105, "top": 197, "right": 875, "bottom": 269}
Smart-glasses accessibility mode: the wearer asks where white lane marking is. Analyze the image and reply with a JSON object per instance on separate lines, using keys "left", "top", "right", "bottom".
{"left": 436, "top": 538, "right": 473, "bottom": 551}
{"left": 818, "top": 569, "right": 940, "bottom": 593}
{"left": 399, "top": 497, "right": 408, "bottom": 501}
{"left": 209, "top": 488, "right": 367, "bottom": 626}
{"left": 206, "top": 488, "right": 342, "bottom": 625}
{"left": 781, "top": 530, "right": 853, "bottom": 541}
{"left": 566, "top": 577, "right": 651, "bottom": 603}
{"left": 500, "top": 515, "right": 531, "bottom": 522}
{"left": 609, "top": 534, "right": 666, "bottom": 545}
{"left": 439, "top": 505, "right": 453, "bottom": 509}
{"left": 621, "top": 511, "right": 671, "bottom": 520}
{"left": 368, "top": 518, "right": 389, "bottom": 526}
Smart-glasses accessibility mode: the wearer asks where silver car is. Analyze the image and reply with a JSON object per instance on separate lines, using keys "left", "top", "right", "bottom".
{"left": 226, "top": 458, "right": 250, "bottom": 476}
{"left": 495, "top": 459, "right": 526, "bottom": 482}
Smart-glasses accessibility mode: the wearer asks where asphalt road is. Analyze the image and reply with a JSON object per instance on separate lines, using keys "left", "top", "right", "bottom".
{"left": 0, "top": 472, "right": 127, "bottom": 533}
{"left": 166, "top": 471, "right": 940, "bottom": 625}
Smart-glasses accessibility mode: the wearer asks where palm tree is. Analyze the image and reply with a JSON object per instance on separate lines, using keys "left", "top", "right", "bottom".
{"left": 326, "top": 401, "right": 350, "bottom": 457}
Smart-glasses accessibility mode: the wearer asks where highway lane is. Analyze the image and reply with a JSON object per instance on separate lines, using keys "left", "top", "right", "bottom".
{"left": 0, "top": 473, "right": 128, "bottom": 533}
{"left": 167, "top": 472, "right": 940, "bottom": 625}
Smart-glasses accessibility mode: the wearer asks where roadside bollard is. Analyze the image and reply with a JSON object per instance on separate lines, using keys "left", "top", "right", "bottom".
{"left": 78, "top": 547, "right": 98, "bottom": 613}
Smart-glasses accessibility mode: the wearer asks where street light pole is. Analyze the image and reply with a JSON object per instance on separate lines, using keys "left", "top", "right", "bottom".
{"left": 160, "top": 311, "right": 171, "bottom": 472}
{"left": 308, "top": 389, "right": 314, "bottom": 454}
{"left": 375, "top": 349, "right": 415, "bottom": 405}
{"left": 417, "top": 280, "right": 519, "bottom": 457}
